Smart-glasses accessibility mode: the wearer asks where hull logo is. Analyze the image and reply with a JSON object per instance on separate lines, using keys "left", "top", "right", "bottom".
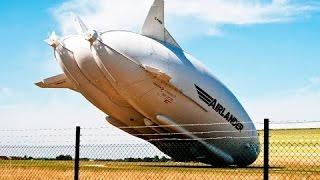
{"left": 195, "top": 85, "right": 244, "bottom": 132}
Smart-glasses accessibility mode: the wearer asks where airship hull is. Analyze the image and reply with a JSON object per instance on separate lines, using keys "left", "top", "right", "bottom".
{"left": 49, "top": 31, "right": 259, "bottom": 166}
{"left": 37, "top": 0, "right": 260, "bottom": 166}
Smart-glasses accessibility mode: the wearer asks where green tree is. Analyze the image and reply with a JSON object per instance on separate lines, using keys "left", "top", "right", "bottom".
{"left": 56, "top": 155, "right": 72, "bottom": 160}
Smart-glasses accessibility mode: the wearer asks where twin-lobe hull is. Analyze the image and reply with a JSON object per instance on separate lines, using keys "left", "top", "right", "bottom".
{"left": 52, "top": 31, "right": 259, "bottom": 166}
{"left": 52, "top": 37, "right": 156, "bottom": 138}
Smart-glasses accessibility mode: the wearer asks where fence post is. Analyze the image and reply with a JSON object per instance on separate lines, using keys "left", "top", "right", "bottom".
{"left": 263, "top": 119, "right": 269, "bottom": 180}
{"left": 74, "top": 126, "right": 80, "bottom": 180}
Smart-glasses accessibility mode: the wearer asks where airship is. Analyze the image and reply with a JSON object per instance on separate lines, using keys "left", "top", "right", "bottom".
{"left": 36, "top": 0, "right": 260, "bottom": 166}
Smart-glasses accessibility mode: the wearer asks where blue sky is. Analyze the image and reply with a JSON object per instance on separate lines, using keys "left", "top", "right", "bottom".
{"left": 1, "top": 0, "right": 320, "bottom": 129}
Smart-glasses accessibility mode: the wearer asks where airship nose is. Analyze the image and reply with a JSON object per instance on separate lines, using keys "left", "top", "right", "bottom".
{"left": 235, "top": 141, "right": 260, "bottom": 167}
{"left": 246, "top": 141, "right": 260, "bottom": 158}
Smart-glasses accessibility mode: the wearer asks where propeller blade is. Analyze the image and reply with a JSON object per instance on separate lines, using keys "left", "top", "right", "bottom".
{"left": 45, "top": 31, "right": 60, "bottom": 48}
{"left": 73, "top": 15, "right": 98, "bottom": 43}
{"left": 73, "top": 15, "right": 89, "bottom": 34}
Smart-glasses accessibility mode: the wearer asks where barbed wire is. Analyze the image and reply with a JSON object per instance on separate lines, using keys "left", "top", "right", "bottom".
{"left": 83, "top": 121, "right": 259, "bottom": 130}
{"left": 81, "top": 130, "right": 257, "bottom": 137}
{"left": 146, "top": 136, "right": 259, "bottom": 142}
{"left": 0, "top": 136, "right": 259, "bottom": 145}
{"left": 0, "top": 130, "right": 257, "bottom": 138}
{"left": 269, "top": 120, "right": 320, "bottom": 124}
{"left": 0, "top": 134, "right": 75, "bottom": 138}
{"left": 0, "top": 128, "right": 74, "bottom": 132}
{"left": 0, "top": 120, "right": 319, "bottom": 132}
{"left": 0, "top": 140, "right": 75, "bottom": 144}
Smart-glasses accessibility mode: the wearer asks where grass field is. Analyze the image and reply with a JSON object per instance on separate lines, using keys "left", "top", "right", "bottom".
{"left": 0, "top": 128, "right": 319, "bottom": 180}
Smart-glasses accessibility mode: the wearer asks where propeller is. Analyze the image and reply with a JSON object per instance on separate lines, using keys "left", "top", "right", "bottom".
{"left": 44, "top": 31, "right": 60, "bottom": 48}
{"left": 73, "top": 15, "right": 99, "bottom": 43}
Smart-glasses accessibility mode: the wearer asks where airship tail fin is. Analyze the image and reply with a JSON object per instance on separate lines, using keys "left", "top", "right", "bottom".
{"left": 141, "top": 0, "right": 181, "bottom": 49}
{"left": 35, "top": 73, "right": 77, "bottom": 91}
{"left": 164, "top": 28, "right": 181, "bottom": 49}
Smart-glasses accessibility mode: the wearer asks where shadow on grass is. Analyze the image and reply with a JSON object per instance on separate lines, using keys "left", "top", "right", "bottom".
{"left": 136, "top": 164, "right": 283, "bottom": 170}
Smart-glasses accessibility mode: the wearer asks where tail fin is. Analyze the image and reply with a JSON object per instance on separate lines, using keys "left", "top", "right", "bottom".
{"left": 141, "top": 0, "right": 181, "bottom": 48}
{"left": 35, "top": 73, "right": 77, "bottom": 91}
{"left": 141, "top": 0, "right": 165, "bottom": 41}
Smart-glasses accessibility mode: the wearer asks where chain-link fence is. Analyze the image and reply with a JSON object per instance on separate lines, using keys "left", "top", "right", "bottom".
{"left": 0, "top": 120, "right": 319, "bottom": 180}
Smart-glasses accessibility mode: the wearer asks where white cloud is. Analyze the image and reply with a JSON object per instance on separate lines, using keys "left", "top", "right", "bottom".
{"left": 207, "top": 26, "right": 223, "bottom": 36}
{"left": 0, "top": 92, "right": 106, "bottom": 129}
{"left": 52, "top": 0, "right": 152, "bottom": 35}
{"left": 166, "top": 0, "right": 318, "bottom": 25}
{"left": 52, "top": 0, "right": 320, "bottom": 36}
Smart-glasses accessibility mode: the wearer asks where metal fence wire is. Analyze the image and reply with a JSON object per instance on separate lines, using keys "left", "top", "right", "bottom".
{"left": 0, "top": 120, "right": 319, "bottom": 180}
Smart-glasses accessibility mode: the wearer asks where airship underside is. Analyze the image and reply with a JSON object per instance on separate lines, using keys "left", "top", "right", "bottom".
{"left": 36, "top": 0, "right": 260, "bottom": 166}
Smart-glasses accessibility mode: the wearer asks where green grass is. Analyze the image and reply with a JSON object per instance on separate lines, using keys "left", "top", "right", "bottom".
{"left": 0, "top": 160, "right": 73, "bottom": 170}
